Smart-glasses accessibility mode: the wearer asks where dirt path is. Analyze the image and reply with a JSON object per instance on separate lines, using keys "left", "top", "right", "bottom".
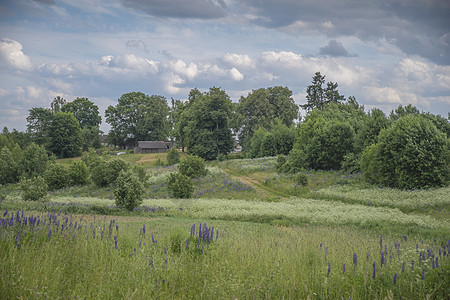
{"left": 223, "top": 169, "right": 290, "bottom": 199}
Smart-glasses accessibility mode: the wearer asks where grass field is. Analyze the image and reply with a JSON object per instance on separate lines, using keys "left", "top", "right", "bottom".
{"left": 1, "top": 153, "right": 449, "bottom": 299}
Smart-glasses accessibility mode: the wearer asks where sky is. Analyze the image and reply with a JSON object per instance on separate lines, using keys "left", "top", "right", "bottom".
{"left": 0, "top": 0, "right": 449, "bottom": 133}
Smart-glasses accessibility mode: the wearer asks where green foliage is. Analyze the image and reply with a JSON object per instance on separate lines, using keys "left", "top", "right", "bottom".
{"left": 278, "top": 148, "right": 306, "bottom": 173}
{"left": 167, "top": 173, "right": 194, "bottom": 199}
{"left": 21, "top": 143, "right": 49, "bottom": 177}
{"left": 354, "top": 108, "right": 390, "bottom": 154}
{"left": 237, "top": 86, "right": 298, "bottom": 151}
{"left": 275, "top": 155, "right": 287, "bottom": 172}
{"left": 301, "top": 72, "right": 345, "bottom": 111}
{"left": 295, "top": 173, "right": 308, "bottom": 187}
{"left": 166, "top": 147, "right": 180, "bottom": 165}
{"left": 132, "top": 164, "right": 149, "bottom": 186}
{"left": 153, "top": 158, "right": 165, "bottom": 167}
{"left": 0, "top": 147, "right": 20, "bottom": 184}
{"left": 19, "top": 176, "right": 48, "bottom": 201}
{"left": 179, "top": 155, "right": 208, "bottom": 178}
{"left": 114, "top": 169, "right": 144, "bottom": 211}
{"left": 26, "top": 107, "right": 53, "bottom": 147}
{"left": 341, "top": 153, "right": 361, "bottom": 174}
{"left": 169, "top": 228, "right": 186, "bottom": 254}
{"left": 69, "top": 160, "right": 89, "bottom": 185}
{"left": 181, "top": 87, "right": 234, "bottom": 160}
{"left": 81, "top": 150, "right": 102, "bottom": 170}
{"left": 61, "top": 97, "right": 102, "bottom": 128}
{"left": 91, "top": 158, "right": 130, "bottom": 187}
{"left": 247, "top": 120, "right": 296, "bottom": 158}
{"left": 363, "top": 115, "right": 448, "bottom": 189}
{"left": 105, "top": 92, "right": 170, "bottom": 147}
{"left": 44, "top": 163, "right": 69, "bottom": 190}
{"left": 48, "top": 112, "right": 83, "bottom": 158}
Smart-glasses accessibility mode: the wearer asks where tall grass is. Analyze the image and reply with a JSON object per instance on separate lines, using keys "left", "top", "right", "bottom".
{"left": 1, "top": 210, "right": 448, "bottom": 299}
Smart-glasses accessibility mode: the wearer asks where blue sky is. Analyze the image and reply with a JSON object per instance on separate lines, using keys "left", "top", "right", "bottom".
{"left": 1, "top": 0, "right": 449, "bottom": 133}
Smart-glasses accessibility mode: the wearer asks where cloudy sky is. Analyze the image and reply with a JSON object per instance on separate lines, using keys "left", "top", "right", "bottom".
{"left": 1, "top": 0, "right": 449, "bottom": 132}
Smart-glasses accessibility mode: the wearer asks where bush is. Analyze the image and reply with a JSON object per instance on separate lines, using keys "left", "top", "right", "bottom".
{"left": 81, "top": 150, "right": 102, "bottom": 170}
{"left": 44, "top": 163, "right": 69, "bottom": 190}
{"left": 91, "top": 160, "right": 108, "bottom": 187}
{"left": 276, "top": 155, "right": 287, "bottom": 172}
{"left": 21, "top": 143, "right": 49, "bottom": 177}
{"left": 167, "top": 173, "right": 194, "bottom": 199}
{"left": 114, "top": 169, "right": 144, "bottom": 211}
{"left": 341, "top": 153, "right": 361, "bottom": 174}
{"left": 19, "top": 176, "right": 48, "bottom": 201}
{"left": 69, "top": 160, "right": 89, "bottom": 185}
{"left": 295, "top": 173, "right": 308, "bottom": 187}
{"left": 132, "top": 164, "right": 149, "bottom": 186}
{"left": 166, "top": 148, "right": 180, "bottom": 165}
{"left": 179, "top": 155, "right": 208, "bottom": 178}
{"left": 363, "top": 115, "right": 449, "bottom": 189}
{"left": 154, "top": 158, "right": 165, "bottom": 167}
{"left": 278, "top": 148, "right": 306, "bottom": 174}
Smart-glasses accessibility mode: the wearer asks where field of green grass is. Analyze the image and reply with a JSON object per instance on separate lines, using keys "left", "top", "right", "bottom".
{"left": 1, "top": 153, "right": 449, "bottom": 299}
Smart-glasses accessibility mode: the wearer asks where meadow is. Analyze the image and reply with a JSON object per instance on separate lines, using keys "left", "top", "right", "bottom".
{"left": 1, "top": 153, "right": 449, "bottom": 299}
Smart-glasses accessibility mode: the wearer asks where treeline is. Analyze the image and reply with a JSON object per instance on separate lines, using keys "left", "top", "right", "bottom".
{"left": 1, "top": 72, "right": 449, "bottom": 190}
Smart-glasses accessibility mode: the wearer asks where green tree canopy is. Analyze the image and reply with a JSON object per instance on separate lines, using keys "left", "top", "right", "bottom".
{"left": 26, "top": 107, "right": 53, "bottom": 146}
{"left": 62, "top": 97, "right": 101, "bottom": 128}
{"left": 181, "top": 87, "right": 234, "bottom": 160}
{"left": 301, "top": 72, "right": 345, "bottom": 111}
{"left": 105, "top": 92, "right": 170, "bottom": 147}
{"left": 236, "top": 86, "right": 298, "bottom": 151}
{"left": 48, "top": 112, "right": 83, "bottom": 158}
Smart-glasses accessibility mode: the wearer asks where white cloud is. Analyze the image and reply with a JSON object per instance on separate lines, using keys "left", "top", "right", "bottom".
{"left": 0, "top": 38, "right": 34, "bottom": 71}
{"left": 223, "top": 53, "right": 255, "bottom": 68}
{"left": 167, "top": 59, "right": 198, "bottom": 80}
{"left": 229, "top": 67, "right": 244, "bottom": 81}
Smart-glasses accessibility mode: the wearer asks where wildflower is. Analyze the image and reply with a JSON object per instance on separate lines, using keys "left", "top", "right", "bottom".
{"left": 327, "top": 263, "right": 331, "bottom": 277}
{"left": 421, "top": 268, "right": 425, "bottom": 280}
{"left": 411, "top": 260, "right": 414, "bottom": 271}
{"left": 372, "top": 262, "right": 376, "bottom": 279}
{"left": 380, "top": 234, "right": 383, "bottom": 248}
{"left": 353, "top": 252, "right": 358, "bottom": 269}
{"left": 150, "top": 259, "right": 154, "bottom": 269}
{"left": 403, "top": 235, "right": 407, "bottom": 241}
{"left": 393, "top": 273, "right": 397, "bottom": 285}
{"left": 343, "top": 263, "right": 346, "bottom": 274}
{"left": 402, "top": 261, "right": 405, "bottom": 273}
{"left": 47, "top": 229, "right": 51, "bottom": 241}
{"left": 143, "top": 224, "right": 146, "bottom": 234}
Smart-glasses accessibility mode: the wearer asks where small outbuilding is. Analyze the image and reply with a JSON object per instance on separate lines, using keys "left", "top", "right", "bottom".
{"left": 134, "top": 141, "right": 174, "bottom": 154}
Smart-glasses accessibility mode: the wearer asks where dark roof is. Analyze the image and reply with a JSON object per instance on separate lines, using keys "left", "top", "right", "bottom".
{"left": 137, "top": 141, "right": 170, "bottom": 149}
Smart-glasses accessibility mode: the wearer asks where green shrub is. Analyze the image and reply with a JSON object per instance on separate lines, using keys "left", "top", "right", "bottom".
{"left": 132, "top": 164, "right": 149, "bottom": 186}
{"left": 275, "top": 155, "right": 287, "bottom": 172}
{"left": 169, "top": 228, "right": 186, "bottom": 254}
{"left": 90, "top": 160, "right": 108, "bottom": 187}
{"left": 341, "top": 153, "right": 361, "bottom": 174}
{"left": 216, "top": 153, "right": 227, "bottom": 162}
{"left": 19, "top": 176, "right": 48, "bottom": 201}
{"left": 154, "top": 158, "right": 165, "bottom": 167}
{"left": 167, "top": 173, "right": 194, "bottom": 198}
{"left": 21, "top": 143, "right": 49, "bottom": 177}
{"left": 179, "top": 155, "right": 208, "bottom": 178}
{"left": 43, "top": 163, "right": 69, "bottom": 190}
{"left": 279, "top": 148, "right": 306, "bottom": 174}
{"left": 363, "top": 115, "right": 449, "bottom": 189}
{"left": 69, "top": 160, "right": 89, "bottom": 185}
{"left": 114, "top": 169, "right": 144, "bottom": 211}
{"left": 81, "top": 150, "right": 102, "bottom": 170}
{"left": 295, "top": 173, "right": 308, "bottom": 187}
{"left": 166, "top": 148, "right": 180, "bottom": 165}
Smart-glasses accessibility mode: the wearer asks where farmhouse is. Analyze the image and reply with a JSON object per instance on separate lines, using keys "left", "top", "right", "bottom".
{"left": 134, "top": 141, "right": 174, "bottom": 154}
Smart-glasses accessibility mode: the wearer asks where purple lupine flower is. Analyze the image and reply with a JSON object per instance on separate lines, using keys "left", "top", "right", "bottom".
{"left": 403, "top": 235, "right": 406, "bottom": 241}
{"left": 199, "top": 223, "right": 202, "bottom": 238}
{"left": 201, "top": 246, "right": 204, "bottom": 254}
{"left": 380, "top": 234, "right": 383, "bottom": 248}
{"left": 3, "top": 210, "right": 8, "bottom": 217}
{"left": 402, "top": 261, "right": 405, "bottom": 273}
{"left": 216, "top": 229, "right": 219, "bottom": 241}
{"left": 353, "top": 253, "right": 358, "bottom": 269}
{"left": 327, "top": 263, "right": 331, "bottom": 277}
{"left": 47, "top": 229, "right": 51, "bottom": 240}
{"left": 372, "top": 262, "right": 376, "bottom": 279}
{"left": 421, "top": 268, "right": 425, "bottom": 280}
{"left": 143, "top": 224, "right": 145, "bottom": 234}
{"left": 190, "top": 224, "right": 195, "bottom": 237}
{"left": 381, "top": 251, "right": 384, "bottom": 267}
{"left": 134, "top": 248, "right": 136, "bottom": 257}
{"left": 343, "top": 263, "right": 346, "bottom": 274}
{"left": 366, "top": 251, "right": 370, "bottom": 261}
{"left": 186, "top": 239, "right": 189, "bottom": 250}
{"left": 15, "top": 229, "right": 21, "bottom": 249}
{"left": 164, "top": 247, "right": 167, "bottom": 255}
{"left": 393, "top": 273, "right": 397, "bottom": 285}
{"left": 150, "top": 259, "right": 154, "bottom": 269}
{"left": 152, "top": 234, "right": 157, "bottom": 244}
{"left": 411, "top": 260, "right": 414, "bottom": 271}
{"left": 114, "top": 236, "right": 118, "bottom": 249}
{"left": 435, "top": 257, "right": 439, "bottom": 268}
{"left": 432, "top": 256, "right": 435, "bottom": 269}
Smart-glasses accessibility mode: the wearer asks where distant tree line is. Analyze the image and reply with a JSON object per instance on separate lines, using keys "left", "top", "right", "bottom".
{"left": 1, "top": 72, "right": 448, "bottom": 190}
